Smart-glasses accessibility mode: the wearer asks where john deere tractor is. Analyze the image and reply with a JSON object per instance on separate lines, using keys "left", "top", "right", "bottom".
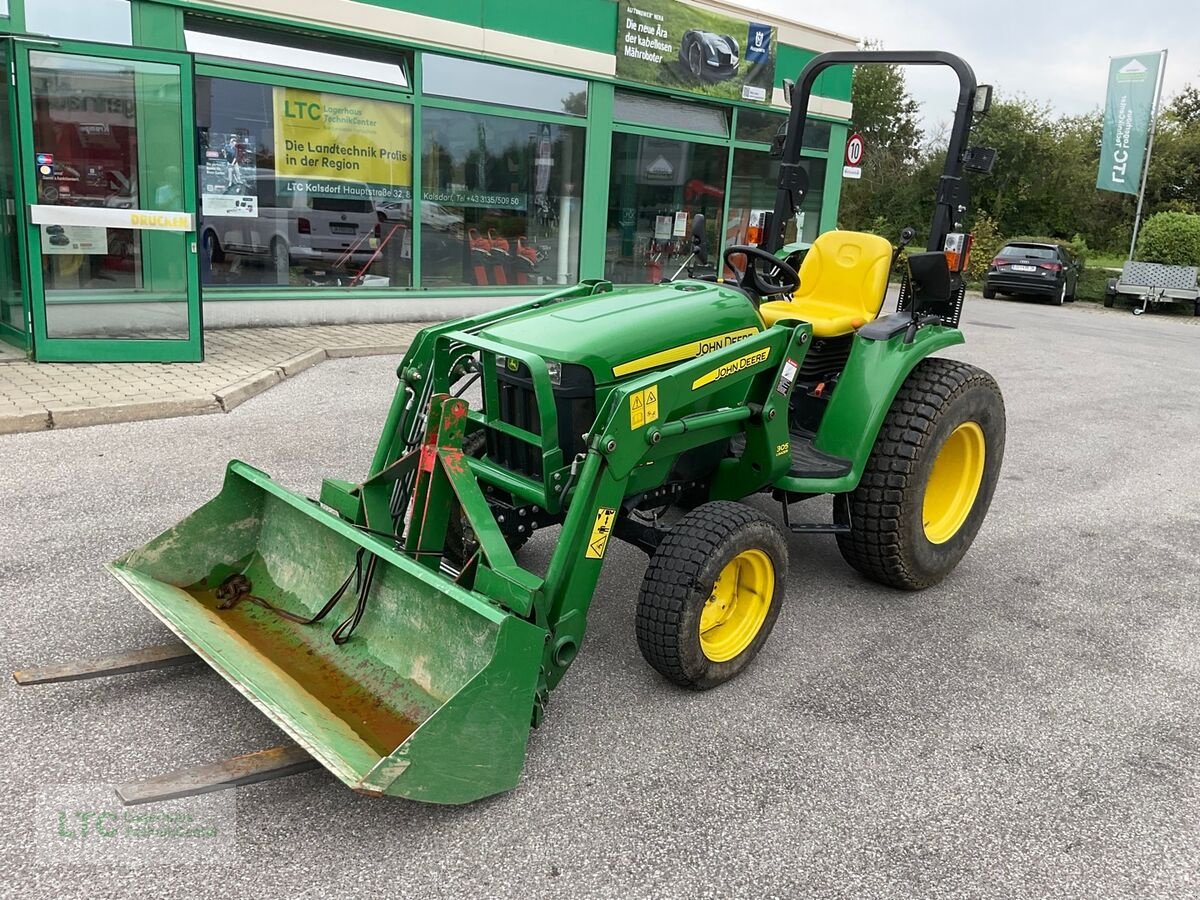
{"left": 17, "top": 52, "right": 1005, "bottom": 805}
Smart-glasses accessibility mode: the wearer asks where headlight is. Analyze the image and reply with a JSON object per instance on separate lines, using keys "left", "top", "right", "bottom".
{"left": 545, "top": 360, "right": 563, "bottom": 386}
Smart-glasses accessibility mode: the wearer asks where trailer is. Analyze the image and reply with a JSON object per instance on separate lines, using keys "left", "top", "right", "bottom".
{"left": 1104, "top": 261, "right": 1200, "bottom": 316}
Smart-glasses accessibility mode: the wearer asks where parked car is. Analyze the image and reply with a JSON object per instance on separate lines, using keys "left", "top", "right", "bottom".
{"left": 201, "top": 175, "right": 380, "bottom": 275}
{"left": 982, "top": 242, "right": 1079, "bottom": 305}
{"left": 678, "top": 30, "right": 740, "bottom": 82}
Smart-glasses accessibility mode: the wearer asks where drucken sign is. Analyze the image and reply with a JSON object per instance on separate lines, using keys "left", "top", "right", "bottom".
{"left": 1097, "top": 52, "right": 1163, "bottom": 196}
{"left": 616, "top": 0, "right": 776, "bottom": 103}
{"left": 273, "top": 88, "right": 413, "bottom": 201}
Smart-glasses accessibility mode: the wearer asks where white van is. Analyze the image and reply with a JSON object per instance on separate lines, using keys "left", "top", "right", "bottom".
{"left": 201, "top": 175, "right": 380, "bottom": 274}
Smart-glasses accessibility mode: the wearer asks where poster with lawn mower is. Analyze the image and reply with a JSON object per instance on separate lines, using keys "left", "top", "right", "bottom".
{"left": 617, "top": 0, "right": 777, "bottom": 103}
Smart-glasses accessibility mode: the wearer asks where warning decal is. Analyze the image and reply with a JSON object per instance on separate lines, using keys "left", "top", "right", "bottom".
{"left": 585, "top": 507, "right": 618, "bottom": 559}
{"left": 630, "top": 384, "right": 660, "bottom": 430}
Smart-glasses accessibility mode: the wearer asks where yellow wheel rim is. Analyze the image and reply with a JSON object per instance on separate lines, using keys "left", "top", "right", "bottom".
{"left": 922, "top": 421, "right": 986, "bottom": 544}
{"left": 699, "top": 549, "right": 775, "bottom": 663}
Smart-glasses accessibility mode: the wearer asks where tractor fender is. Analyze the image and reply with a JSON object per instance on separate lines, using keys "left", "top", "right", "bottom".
{"left": 775, "top": 324, "right": 966, "bottom": 495}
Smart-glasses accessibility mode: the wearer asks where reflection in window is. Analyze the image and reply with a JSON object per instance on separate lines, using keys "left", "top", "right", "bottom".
{"left": 614, "top": 90, "right": 729, "bottom": 138}
{"left": 726, "top": 149, "right": 825, "bottom": 259}
{"left": 25, "top": 0, "right": 132, "bottom": 45}
{"left": 735, "top": 109, "right": 832, "bottom": 152}
{"left": 185, "top": 26, "right": 409, "bottom": 88}
{"left": 196, "top": 76, "right": 414, "bottom": 290}
{"left": 420, "top": 108, "right": 584, "bottom": 288}
{"left": 605, "top": 133, "right": 728, "bottom": 284}
{"left": 423, "top": 55, "right": 587, "bottom": 116}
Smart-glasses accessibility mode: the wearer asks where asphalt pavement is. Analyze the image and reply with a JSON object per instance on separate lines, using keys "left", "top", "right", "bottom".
{"left": 1, "top": 298, "right": 1198, "bottom": 899}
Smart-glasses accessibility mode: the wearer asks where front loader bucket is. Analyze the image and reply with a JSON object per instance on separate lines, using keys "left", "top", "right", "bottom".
{"left": 107, "top": 461, "right": 545, "bottom": 804}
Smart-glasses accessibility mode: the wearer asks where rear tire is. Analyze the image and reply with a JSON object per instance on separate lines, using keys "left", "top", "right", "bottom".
{"left": 982, "top": 285, "right": 996, "bottom": 299}
{"left": 202, "top": 229, "right": 225, "bottom": 264}
{"left": 636, "top": 501, "right": 787, "bottom": 689}
{"left": 1052, "top": 281, "right": 1066, "bottom": 306}
{"left": 835, "top": 358, "right": 1006, "bottom": 590}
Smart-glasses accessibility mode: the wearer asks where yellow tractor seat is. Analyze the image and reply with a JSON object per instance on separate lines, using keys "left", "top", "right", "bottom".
{"left": 759, "top": 230, "right": 894, "bottom": 338}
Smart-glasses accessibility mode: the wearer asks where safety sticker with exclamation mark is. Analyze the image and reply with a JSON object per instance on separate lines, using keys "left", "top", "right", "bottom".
{"left": 585, "top": 507, "right": 617, "bottom": 559}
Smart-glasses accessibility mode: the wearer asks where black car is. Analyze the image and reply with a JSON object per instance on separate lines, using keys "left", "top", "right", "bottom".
{"left": 982, "top": 242, "right": 1079, "bottom": 305}
{"left": 679, "top": 30, "right": 739, "bottom": 82}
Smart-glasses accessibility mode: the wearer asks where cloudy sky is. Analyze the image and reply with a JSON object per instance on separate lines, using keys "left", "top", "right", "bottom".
{"left": 754, "top": 0, "right": 1198, "bottom": 133}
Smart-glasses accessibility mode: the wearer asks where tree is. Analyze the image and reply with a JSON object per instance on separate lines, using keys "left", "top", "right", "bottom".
{"left": 837, "top": 49, "right": 923, "bottom": 237}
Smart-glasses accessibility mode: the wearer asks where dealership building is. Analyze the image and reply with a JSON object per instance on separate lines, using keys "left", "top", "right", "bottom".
{"left": 0, "top": 0, "right": 856, "bottom": 362}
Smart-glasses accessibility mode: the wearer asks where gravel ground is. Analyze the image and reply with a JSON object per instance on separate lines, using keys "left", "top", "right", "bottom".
{"left": 1, "top": 298, "right": 1198, "bottom": 899}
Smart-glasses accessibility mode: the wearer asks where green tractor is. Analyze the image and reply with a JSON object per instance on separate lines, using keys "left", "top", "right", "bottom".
{"left": 17, "top": 52, "right": 1005, "bottom": 805}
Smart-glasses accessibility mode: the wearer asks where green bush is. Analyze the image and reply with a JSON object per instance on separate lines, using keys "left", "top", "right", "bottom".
{"left": 1135, "top": 212, "right": 1200, "bottom": 267}
{"left": 1073, "top": 267, "right": 1111, "bottom": 302}
{"left": 966, "top": 213, "right": 1004, "bottom": 283}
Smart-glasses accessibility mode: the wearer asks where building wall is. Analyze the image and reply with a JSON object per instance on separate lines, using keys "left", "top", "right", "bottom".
{"left": 0, "top": 0, "right": 860, "bottom": 348}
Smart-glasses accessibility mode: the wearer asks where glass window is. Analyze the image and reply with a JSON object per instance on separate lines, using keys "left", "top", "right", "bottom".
{"left": 0, "top": 1, "right": 9, "bottom": 16}
{"left": 422, "top": 55, "right": 587, "bottom": 117}
{"left": 605, "top": 132, "right": 727, "bottom": 284}
{"left": 614, "top": 90, "right": 729, "bottom": 138}
{"left": 196, "top": 76, "right": 414, "bottom": 289}
{"left": 185, "top": 25, "right": 409, "bottom": 89}
{"left": 420, "top": 109, "right": 583, "bottom": 288}
{"left": 25, "top": 0, "right": 132, "bottom": 45}
{"left": 725, "top": 149, "right": 825, "bottom": 255}
{"left": 735, "top": 109, "right": 832, "bottom": 152}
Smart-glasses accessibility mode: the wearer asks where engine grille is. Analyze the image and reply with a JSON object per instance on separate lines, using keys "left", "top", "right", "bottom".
{"left": 486, "top": 363, "right": 595, "bottom": 480}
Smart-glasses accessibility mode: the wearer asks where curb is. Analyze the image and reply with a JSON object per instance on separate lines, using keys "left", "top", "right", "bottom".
{"left": 0, "top": 343, "right": 407, "bottom": 435}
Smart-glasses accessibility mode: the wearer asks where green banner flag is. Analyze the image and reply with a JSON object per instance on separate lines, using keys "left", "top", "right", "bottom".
{"left": 1097, "top": 52, "right": 1164, "bottom": 195}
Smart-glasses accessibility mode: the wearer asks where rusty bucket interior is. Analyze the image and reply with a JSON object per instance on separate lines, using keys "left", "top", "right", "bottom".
{"left": 107, "top": 461, "right": 543, "bottom": 804}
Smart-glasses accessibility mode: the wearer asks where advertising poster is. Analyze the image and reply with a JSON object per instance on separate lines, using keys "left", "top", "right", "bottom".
{"left": 1096, "top": 52, "right": 1164, "bottom": 196}
{"left": 40, "top": 223, "right": 107, "bottom": 255}
{"left": 272, "top": 88, "right": 413, "bottom": 202}
{"left": 200, "top": 131, "right": 259, "bottom": 214}
{"left": 617, "top": 0, "right": 776, "bottom": 103}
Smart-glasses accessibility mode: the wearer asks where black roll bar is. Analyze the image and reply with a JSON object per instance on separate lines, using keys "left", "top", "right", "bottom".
{"left": 766, "top": 50, "right": 981, "bottom": 256}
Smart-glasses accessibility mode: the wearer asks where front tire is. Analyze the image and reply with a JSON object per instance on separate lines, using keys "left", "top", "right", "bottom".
{"left": 835, "top": 358, "right": 1006, "bottom": 590}
{"left": 636, "top": 501, "right": 787, "bottom": 689}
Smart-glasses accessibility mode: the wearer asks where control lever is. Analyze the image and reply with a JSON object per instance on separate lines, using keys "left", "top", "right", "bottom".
{"left": 882, "top": 227, "right": 917, "bottom": 310}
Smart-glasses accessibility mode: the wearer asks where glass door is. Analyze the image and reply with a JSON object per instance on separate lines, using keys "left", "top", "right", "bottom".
{"left": 13, "top": 39, "right": 201, "bottom": 362}
{"left": 0, "top": 38, "right": 28, "bottom": 351}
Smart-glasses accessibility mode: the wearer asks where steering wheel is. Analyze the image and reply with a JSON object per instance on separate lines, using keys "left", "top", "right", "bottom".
{"left": 723, "top": 245, "right": 800, "bottom": 302}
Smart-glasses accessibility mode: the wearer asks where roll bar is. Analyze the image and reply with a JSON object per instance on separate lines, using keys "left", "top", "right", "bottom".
{"left": 765, "top": 50, "right": 984, "bottom": 256}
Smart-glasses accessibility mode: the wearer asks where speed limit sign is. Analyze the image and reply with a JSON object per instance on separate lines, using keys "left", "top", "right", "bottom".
{"left": 845, "top": 133, "right": 866, "bottom": 167}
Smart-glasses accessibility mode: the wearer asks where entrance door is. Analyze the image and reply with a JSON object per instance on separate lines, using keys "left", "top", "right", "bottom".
{"left": 13, "top": 40, "right": 201, "bottom": 362}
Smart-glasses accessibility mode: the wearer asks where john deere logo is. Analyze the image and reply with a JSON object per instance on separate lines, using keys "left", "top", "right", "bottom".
{"left": 1117, "top": 58, "right": 1149, "bottom": 83}
{"left": 506, "top": 357, "right": 520, "bottom": 372}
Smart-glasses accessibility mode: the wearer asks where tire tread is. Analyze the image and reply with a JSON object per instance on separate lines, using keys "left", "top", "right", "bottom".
{"left": 835, "top": 357, "right": 1003, "bottom": 590}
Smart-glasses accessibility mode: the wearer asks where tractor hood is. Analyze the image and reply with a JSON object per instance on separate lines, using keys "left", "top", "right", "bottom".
{"left": 478, "top": 282, "right": 763, "bottom": 383}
